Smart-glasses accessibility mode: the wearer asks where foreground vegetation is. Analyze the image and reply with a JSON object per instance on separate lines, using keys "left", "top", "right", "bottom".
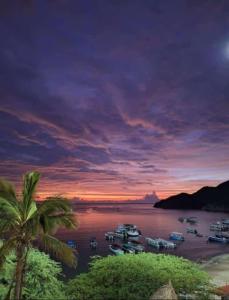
{"left": 0, "top": 247, "right": 65, "bottom": 300}
{"left": 67, "top": 253, "right": 211, "bottom": 300}
{"left": 0, "top": 249, "right": 211, "bottom": 300}
{"left": 0, "top": 171, "right": 77, "bottom": 299}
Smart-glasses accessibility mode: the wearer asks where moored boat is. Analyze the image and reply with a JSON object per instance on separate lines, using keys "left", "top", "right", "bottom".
{"left": 208, "top": 236, "right": 228, "bottom": 243}
{"left": 145, "top": 237, "right": 161, "bottom": 249}
{"left": 210, "top": 222, "right": 228, "bottom": 231}
{"left": 186, "top": 217, "right": 198, "bottom": 224}
{"left": 169, "top": 232, "right": 184, "bottom": 241}
{"left": 157, "top": 238, "right": 176, "bottom": 249}
{"left": 109, "top": 243, "right": 124, "bottom": 255}
{"left": 122, "top": 243, "right": 135, "bottom": 254}
{"left": 105, "top": 232, "right": 116, "bottom": 241}
{"left": 90, "top": 237, "right": 98, "bottom": 249}
{"left": 186, "top": 227, "right": 198, "bottom": 234}
{"left": 127, "top": 240, "right": 144, "bottom": 252}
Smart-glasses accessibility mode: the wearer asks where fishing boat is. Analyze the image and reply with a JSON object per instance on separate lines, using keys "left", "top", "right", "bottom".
{"left": 146, "top": 238, "right": 176, "bottom": 249}
{"left": 210, "top": 222, "right": 227, "bottom": 231}
{"left": 105, "top": 232, "right": 116, "bottom": 241}
{"left": 222, "top": 219, "right": 229, "bottom": 225}
{"left": 90, "top": 237, "right": 98, "bottom": 249}
{"left": 208, "top": 236, "right": 228, "bottom": 243}
{"left": 127, "top": 240, "right": 144, "bottom": 252}
{"left": 169, "top": 232, "right": 184, "bottom": 241}
{"left": 186, "top": 217, "right": 198, "bottom": 224}
{"left": 116, "top": 224, "right": 140, "bottom": 237}
{"left": 122, "top": 243, "right": 135, "bottom": 254}
{"left": 157, "top": 238, "right": 176, "bottom": 249}
{"left": 109, "top": 243, "right": 124, "bottom": 255}
{"left": 145, "top": 237, "right": 161, "bottom": 249}
{"left": 186, "top": 228, "right": 198, "bottom": 234}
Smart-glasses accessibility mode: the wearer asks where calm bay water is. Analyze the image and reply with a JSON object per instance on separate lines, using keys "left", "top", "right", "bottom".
{"left": 56, "top": 204, "right": 229, "bottom": 278}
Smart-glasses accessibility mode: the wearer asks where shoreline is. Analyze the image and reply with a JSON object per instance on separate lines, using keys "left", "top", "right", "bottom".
{"left": 200, "top": 253, "right": 229, "bottom": 286}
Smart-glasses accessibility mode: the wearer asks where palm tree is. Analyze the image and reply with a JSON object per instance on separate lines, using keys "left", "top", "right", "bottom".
{"left": 0, "top": 171, "right": 78, "bottom": 300}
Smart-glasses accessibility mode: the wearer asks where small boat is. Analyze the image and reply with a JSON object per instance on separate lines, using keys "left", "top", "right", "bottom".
{"left": 146, "top": 238, "right": 176, "bottom": 249}
{"left": 186, "top": 228, "right": 198, "bottom": 234}
{"left": 126, "top": 229, "right": 140, "bottom": 237}
{"left": 210, "top": 222, "right": 227, "bottom": 231}
{"left": 146, "top": 237, "right": 161, "bottom": 249}
{"left": 90, "top": 237, "right": 98, "bottom": 249}
{"left": 222, "top": 219, "right": 229, "bottom": 226}
{"left": 208, "top": 236, "right": 228, "bottom": 243}
{"left": 105, "top": 232, "right": 116, "bottom": 241}
{"left": 216, "top": 232, "right": 229, "bottom": 239}
{"left": 127, "top": 240, "right": 144, "bottom": 252}
{"left": 169, "top": 232, "right": 184, "bottom": 241}
{"left": 109, "top": 243, "right": 124, "bottom": 255}
{"left": 116, "top": 224, "right": 140, "bottom": 237}
{"left": 122, "top": 243, "right": 135, "bottom": 254}
{"left": 66, "top": 240, "right": 77, "bottom": 249}
{"left": 157, "top": 238, "right": 176, "bottom": 249}
{"left": 186, "top": 217, "right": 198, "bottom": 224}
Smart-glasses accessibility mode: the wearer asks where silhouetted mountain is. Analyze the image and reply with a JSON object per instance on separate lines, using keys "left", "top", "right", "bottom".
{"left": 154, "top": 181, "right": 229, "bottom": 211}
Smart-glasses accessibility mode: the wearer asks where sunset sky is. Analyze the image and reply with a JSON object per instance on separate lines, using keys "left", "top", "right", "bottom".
{"left": 0, "top": 0, "right": 229, "bottom": 200}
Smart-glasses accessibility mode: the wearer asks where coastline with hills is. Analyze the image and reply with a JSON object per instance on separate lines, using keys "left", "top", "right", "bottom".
{"left": 154, "top": 181, "right": 229, "bottom": 212}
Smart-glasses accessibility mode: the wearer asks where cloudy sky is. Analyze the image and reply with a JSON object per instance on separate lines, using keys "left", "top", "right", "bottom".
{"left": 0, "top": 0, "right": 229, "bottom": 200}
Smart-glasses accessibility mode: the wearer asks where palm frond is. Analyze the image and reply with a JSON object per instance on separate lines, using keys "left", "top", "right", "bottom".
{"left": 0, "top": 238, "right": 17, "bottom": 269}
{"left": 0, "top": 197, "right": 21, "bottom": 222}
{"left": 38, "top": 212, "right": 77, "bottom": 235}
{"left": 41, "top": 234, "right": 77, "bottom": 267}
{"left": 38, "top": 197, "right": 73, "bottom": 215}
{"left": 0, "top": 179, "right": 17, "bottom": 205}
{"left": 22, "top": 171, "right": 40, "bottom": 219}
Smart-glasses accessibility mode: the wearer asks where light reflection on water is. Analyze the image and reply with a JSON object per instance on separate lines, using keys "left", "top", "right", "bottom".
{"left": 56, "top": 204, "right": 229, "bottom": 277}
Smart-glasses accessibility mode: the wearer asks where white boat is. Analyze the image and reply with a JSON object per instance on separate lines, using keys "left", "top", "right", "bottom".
{"left": 109, "top": 244, "right": 124, "bottom": 255}
{"left": 126, "top": 229, "right": 140, "bottom": 237}
{"left": 146, "top": 237, "right": 161, "bottom": 249}
{"left": 122, "top": 243, "right": 135, "bottom": 254}
{"left": 127, "top": 240, "right": 144, "bottom": 252}
{"left": 157, "top": 238, "right": 176, "bottom": 249}
{"left": 146, "top": 238, "right": 176, "bottom": 249}
{"left": 115, "top": 224, "right": 140, "bottom": 237}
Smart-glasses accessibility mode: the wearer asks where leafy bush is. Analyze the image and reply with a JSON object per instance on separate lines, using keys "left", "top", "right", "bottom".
{"left": 0, "top": 247, "right": 66, "bottom": 300}
{"left": 67, "top": 253, "right": 210, "bottom": 300}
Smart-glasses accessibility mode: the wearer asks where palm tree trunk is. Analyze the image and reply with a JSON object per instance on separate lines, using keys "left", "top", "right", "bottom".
{"left": 19, "top": 247, "right": 29, "bottom": 300}
{"left": 14, "top": 245, "right": 25, "bottom": 300}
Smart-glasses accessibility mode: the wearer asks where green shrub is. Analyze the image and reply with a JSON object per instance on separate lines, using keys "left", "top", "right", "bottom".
{"left": 67, "top": 253, "right": 210, "bottom": 300}
{"left": 0, "top": 248, "right": 66, "bottom": 300}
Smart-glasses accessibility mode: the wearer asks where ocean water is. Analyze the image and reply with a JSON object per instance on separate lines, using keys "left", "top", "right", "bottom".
{"left": 56, "top": 204, "right": 229, "bottom": 278}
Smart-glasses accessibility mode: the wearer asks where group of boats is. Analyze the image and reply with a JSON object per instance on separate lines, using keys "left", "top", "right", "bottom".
{"left": 106, "top": 224, "right": 144, "bottom": 255}
{"left": 208, "top": 219, "right": 229, "bottom": 243}
{"left": 68, "top": 217, "right": 229, "bottom": 255}
{"left": 105, "top": 224, "right": 141, "bottom": 241}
